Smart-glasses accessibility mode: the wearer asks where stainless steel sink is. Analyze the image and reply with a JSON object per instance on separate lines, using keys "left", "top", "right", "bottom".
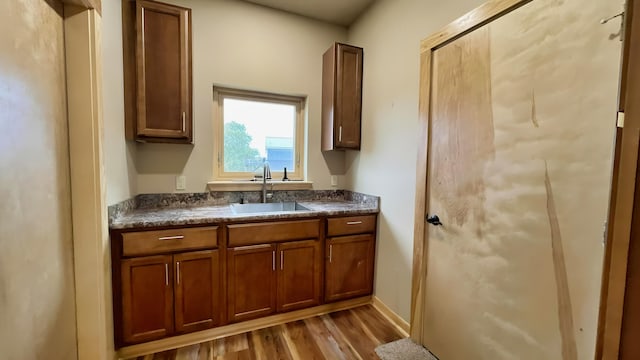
{"left": 230, "top": 202, "right": 311, "bottom": 214}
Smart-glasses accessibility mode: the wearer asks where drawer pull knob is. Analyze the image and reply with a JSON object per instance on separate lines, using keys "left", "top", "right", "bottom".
{"left": 347, "top": 221, "right": 363, "bottom": 225}
{"left": 158, "top": 235, "right": 184, "bottom": 241}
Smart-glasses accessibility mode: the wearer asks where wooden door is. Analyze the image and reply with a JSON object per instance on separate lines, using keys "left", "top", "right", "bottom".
{"left": 135, "top": 0, "right": 191, "bottom": 140}
{"left": 277, "top": 240, "right": 322, "bottom": 312}
{"left": 174, "top": 250, "right": 220, "bottom": 334}
{"left": 121, "top": 255, "right": 173, "bottom": 344}
{"left": 325, "top": 234, "right": 374, "bottom": 302}
{"left": 335, "top": 43, "right": 362, "bottom": 149}
{"left": 227, "top": 244, "right": 277, "bottom": 323}
{"left": 413, "top": 0, "right": 622, "bottom": 359}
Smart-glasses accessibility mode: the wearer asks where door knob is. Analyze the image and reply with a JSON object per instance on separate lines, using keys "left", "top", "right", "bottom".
{"left": 426, "top": 214, "right": 443, "bottom": 226}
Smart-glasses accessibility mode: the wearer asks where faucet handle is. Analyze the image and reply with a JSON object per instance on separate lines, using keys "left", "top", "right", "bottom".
{"left": 264, "top": 162, "right": 272, "bottom": 180}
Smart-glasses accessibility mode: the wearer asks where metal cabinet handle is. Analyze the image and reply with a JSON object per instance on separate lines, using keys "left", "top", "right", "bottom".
{"left": 164, "top": 263, "right": 169, "bottom": 286}
{"left": 280, "top": 251, "right": 284, "bottom": 270}
{"left": 329, "top": 245, "right": 333, "bottom": 263}
{"left": 272, "top": 251, "right": 276, "bottom": 271}
{"left": 158, "top": 235, "right": 184, "bottom": 241}
{"left": 347, "top": 221, "right": 363, "bottom": 225}
{"left": 339, "top": 126, "right": 343, "bottom": 142}
{"left": 182, "top": 112, "right": 186, "bottom": 132}
{"left": 140, "top": 9, "right": 146, "bottom": 49}
{"left": 176, "top": 261, "right": 180, "bottom": 285}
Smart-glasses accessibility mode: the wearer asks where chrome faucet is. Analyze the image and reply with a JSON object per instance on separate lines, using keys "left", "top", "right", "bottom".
{"left": 262, "top": 161, "right": 272, "bottom": 203}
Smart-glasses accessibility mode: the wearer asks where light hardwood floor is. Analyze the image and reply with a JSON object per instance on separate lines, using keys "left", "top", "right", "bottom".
{"left": 132, "top": 305, "right": 406, "bottom": 360}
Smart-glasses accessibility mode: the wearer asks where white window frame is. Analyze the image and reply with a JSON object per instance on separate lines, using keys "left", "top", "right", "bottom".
{"left": 212, "top": 86, "right": 306, "bottom": 181}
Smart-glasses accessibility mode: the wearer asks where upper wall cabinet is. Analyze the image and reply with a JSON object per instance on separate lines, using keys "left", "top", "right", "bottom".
{"left": 321, "top": 43, "right": 363, "bottom": 151}
{"left": 123, "top": 0, "right": 193, "bottom": 143}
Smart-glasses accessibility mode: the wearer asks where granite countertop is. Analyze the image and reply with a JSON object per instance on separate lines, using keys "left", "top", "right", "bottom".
{"left": 109, "top": 190, "right": 379, "bottom": 230}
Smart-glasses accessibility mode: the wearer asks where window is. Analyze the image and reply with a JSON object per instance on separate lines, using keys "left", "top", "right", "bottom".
{"left": 213, "top": 86, "right": 306, "bottom": 181}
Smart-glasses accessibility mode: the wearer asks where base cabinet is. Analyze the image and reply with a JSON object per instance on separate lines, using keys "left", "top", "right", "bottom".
{"left": 277, "top": 240, "right": 322, "bottom": 312}
{"left": 227, "top": 244, "right": 277, "bottom": 323}
{"left": 113, "top": 215, "right": 374, "bottom": 348}
{"left": 174, "top": 250, "right": 220, "bottom": 333}
{"left": 121, "top": 255, "right": 174, "bottom": 344}
{"left": 325, "top": 234, "right": 375, "bottom": 302}
{"left": 121, "top": 250, "right": 220, "bottom": 344}
{"left": 227, "top": 239, "right": 322, "bottom": 323}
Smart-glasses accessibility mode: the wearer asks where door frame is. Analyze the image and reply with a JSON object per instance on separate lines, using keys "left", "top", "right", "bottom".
{"left": 596, "top": 0, "right": 640, "bottom": 358}
{"left": 410, "top": 0, "right": 533, "bottom": 341}
{"left": 62, "top": 1, "right": 113, "bottom": 360}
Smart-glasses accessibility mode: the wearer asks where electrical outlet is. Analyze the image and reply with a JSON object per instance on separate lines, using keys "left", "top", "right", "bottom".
{"left": 331, "top": 175, "right": 338, "bottom": 187}
{"left": 176, "top": 175, "right": 186, "bottom": 190}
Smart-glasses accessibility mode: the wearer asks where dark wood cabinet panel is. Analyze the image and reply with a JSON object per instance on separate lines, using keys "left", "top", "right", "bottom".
{"left": 227, "top": 219, "right": 320, "bottom": 247}
{"left": 174, "top": 250, "right": 220, "bottom": 334}
{"left": 122, "top": 226, "right": 218, "bottom": 257}
{"left": 121, "top": 255, "right": 173, "bottom": 344}
{"left": 322, "top": 42, "right": 363, "bottom": 151}
{"left": 123, "top": 0, "right": 192, "bottom": 143}
{"left": 335, "top": 44, "right": 362, "bottom": 149}
{"left": 327, "top": 215, "right": 376, "bottom": 237}
{"left": 325, "top": 234, "right": 375, "bottom": 302}
{"left": 112, "top": 215, "right": 376, "bottom": 348}
{"left": 114, "top": 227, "right": 223, "bottom": 347}
{"left": 227, "top": 244, "right": 277, "bottom": 323}
{"left": 277, "top": 240, "right": 322, "bottom": 312}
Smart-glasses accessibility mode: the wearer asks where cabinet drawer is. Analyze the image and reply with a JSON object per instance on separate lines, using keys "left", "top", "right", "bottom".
{"left": 327, "top": 215, "right": 376, "bottom": 236}
{"left": 122, "top": 226, "right": 218, "bottom": 256}
{"left": 227, "top": 220, "right": 320, "bottom": 247}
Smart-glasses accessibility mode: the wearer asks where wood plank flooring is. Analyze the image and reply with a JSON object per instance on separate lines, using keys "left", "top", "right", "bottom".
{"left": 132, "top": 305, "right": 406, "bottom": 360}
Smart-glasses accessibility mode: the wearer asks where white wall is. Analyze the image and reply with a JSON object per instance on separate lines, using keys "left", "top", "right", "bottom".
{"left": 102, "top": 0, "right": 137, "bottom": 205}
{"left": 346, "top": 0, "right": 485, "bottom": 321}
{"left": 0, "top": 1, "right": 78, "bottom": 358}
{"left": 132, "top": 0, "right": 347, "bottom": 193}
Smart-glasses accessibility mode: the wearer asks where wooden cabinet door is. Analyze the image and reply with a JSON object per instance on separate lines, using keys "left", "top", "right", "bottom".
{"left": 227, "top": 244, "right": 277, "bottom": 323}
{"left": 325, "top": 234, "right": 374, "bottom": 302}
{"left": 135, "top": 0, "right": 192, "bottom": 141}
{"left": 322, "top": 43, "right": 363, "bottom": 151}
{"left": 335, "top": 43, "right": 362, "bottom": 149}
{"left": 277, "top": 240, "right": 322, "bottom": 312}
{"left": 121, "top": 255, "right": 173, "bottom": 344}
{"left": 174, "top": 250, "right": 220, "bottom": 334}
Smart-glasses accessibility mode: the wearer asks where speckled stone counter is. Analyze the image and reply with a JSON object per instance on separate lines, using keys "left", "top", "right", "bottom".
{"left": 109, "top": 190, "right": 379, "bottom": 230}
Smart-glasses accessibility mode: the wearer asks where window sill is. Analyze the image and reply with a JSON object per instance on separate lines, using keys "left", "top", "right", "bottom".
{"left": 207, "top": 180, "right": 313, "bottom": 192}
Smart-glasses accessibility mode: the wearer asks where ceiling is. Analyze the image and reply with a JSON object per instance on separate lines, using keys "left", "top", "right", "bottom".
{"left": 240, "top": 0, "right": 375, "bottom": 27}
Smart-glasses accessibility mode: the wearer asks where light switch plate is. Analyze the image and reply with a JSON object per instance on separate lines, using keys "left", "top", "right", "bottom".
{"left": 331, "top": 175, "right": 338, "bottom": 187}
{"left": 176, "top": 175, "right": 186, "bottom": 190}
